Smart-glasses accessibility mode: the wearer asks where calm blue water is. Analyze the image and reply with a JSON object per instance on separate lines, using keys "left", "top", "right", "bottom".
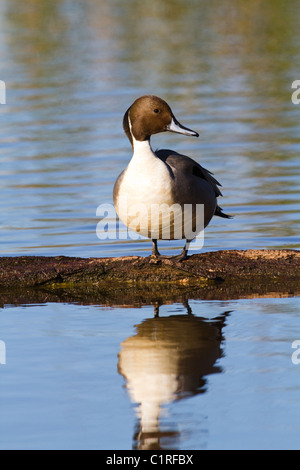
{"left": 1, "top": 298, "right": 300, "bottom": 450}
{"left": 0, "top": 0, "right": 299, "bottom": 257}
{"left": 0, "top": 0, "right": 300, "bottom": 450}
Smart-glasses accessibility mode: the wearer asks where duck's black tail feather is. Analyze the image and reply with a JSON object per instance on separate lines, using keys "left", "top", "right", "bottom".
{"left": 215, "top": 205, "right": 233, "bottom": 219}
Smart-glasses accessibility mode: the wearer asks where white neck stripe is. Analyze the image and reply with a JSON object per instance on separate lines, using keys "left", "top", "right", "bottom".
{"left": 128, "top": 113, "right": 153, "bottom": 153}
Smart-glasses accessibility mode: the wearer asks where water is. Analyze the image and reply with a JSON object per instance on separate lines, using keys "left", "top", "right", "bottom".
{"left": 1, "top": 298, "right": 300, "bottom": 450}
{"left": 1, "top": 0, "right": 299, "bottom": 257}
{"left": 0, "top": 0, "right": 300, "bottom": 450}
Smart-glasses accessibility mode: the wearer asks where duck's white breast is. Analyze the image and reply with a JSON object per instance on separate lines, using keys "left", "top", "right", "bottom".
{"left": 115, "top": 141, "right": 177, "bottom": 239}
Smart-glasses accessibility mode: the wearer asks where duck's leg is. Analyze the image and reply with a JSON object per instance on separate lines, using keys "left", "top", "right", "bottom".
{"left": 151, "top": 239, "right": 191, "bottom": 262}
{"left": 152, "top": 239, "right": 161, "bottom": 256}
{"left": 171, "top": 240, "right": 190, "bottom": 261}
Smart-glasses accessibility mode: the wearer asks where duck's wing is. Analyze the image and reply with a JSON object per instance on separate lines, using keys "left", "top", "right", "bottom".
{"left": 155, "top": 149, "right": 232, "bottom": 219}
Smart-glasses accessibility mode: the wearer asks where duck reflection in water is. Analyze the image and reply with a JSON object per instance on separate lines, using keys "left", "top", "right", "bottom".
{"left": 118, "top": 302, "right": 230, "bottom": 450}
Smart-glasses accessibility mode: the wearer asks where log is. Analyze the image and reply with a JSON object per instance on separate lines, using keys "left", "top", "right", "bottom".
{"left": 0, "top": 250, "right": 299, "bottom": 307}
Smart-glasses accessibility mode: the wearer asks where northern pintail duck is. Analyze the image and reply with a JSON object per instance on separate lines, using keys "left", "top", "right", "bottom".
{"left": 113, "top": 95, "right": 231, "bottom": 261}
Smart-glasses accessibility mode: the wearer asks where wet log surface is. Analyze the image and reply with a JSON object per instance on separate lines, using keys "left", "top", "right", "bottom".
{"left": 0, "top": 249, "right": 299, "bottom": 307}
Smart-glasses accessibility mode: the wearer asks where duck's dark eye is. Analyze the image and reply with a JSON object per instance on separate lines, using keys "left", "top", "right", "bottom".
{"left": 153, "top": 108, "right": 160, "bottom": 114}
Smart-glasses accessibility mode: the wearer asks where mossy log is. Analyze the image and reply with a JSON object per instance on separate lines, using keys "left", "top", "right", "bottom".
{"left": 0, "top": 250, "right": 299, "bottom": 306}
